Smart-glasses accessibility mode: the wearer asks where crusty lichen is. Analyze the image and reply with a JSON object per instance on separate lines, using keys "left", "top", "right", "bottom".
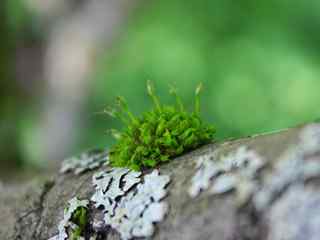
{"left": 188, "top": 154, "right": 219, "bottom": 198}
{"left": 60, "top": 149, "right": 109, "bottom": 175}
{"left": 91, "top": 168, "right": 171, "bottom": 240}
{"left": 189, "top": 146, "right": 265, "bottom": 205}
{"left": 267, "top": 184, "right": 320, "bottom": 240}
{"left": 91, "top": 168, "right": 142, "bottom": 215}
{"left": 189, "top": 124, "right": 320, "bottom": 210}
{"left": 253, "top": 124, "right": 320, "bottom": 210}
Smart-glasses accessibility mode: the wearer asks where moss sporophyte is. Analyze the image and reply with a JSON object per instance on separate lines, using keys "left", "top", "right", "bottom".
{"left": 105, "top": 81, "right": 215, "bottom": 171}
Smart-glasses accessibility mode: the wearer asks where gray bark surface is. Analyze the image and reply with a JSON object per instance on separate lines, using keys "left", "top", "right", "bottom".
{"left": 1, "top": 123, "right": 319, "bottom": 240}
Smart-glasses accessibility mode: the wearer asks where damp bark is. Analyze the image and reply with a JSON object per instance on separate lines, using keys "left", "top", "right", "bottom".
{"left": 1, "top": 123, "right": 320, "bottom": 240}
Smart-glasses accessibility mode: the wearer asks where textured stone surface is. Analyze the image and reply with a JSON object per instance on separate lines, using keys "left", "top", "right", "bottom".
{"left": 1, "top": 123, "right": 320, "bottom": 240}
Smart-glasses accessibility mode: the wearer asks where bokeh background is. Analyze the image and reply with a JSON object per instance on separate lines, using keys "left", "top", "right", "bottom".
{"left": 1, "top": 0, "right": 320, "bottom": 181}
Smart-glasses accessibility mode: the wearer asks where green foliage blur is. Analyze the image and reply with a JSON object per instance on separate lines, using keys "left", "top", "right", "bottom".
{"left": 0, "top": 0, "right": 30, "bottom": 171}
{"left": 2, "top": 0, "right": 320, "bottom": 170}
{"left": 0, "top": 0, "right": 41, "bottom": 175}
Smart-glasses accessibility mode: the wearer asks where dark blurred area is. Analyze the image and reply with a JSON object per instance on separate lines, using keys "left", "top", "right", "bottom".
{"left": 1, "top": 0, "right": 320, "bottom": 181}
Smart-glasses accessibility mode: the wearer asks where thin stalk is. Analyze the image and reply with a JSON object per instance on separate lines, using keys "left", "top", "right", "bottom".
{"left": 117, "top": 96, "right": 139, "bottom": 124}
{"left": 108, "top": 129, "right": 122, "bottom": 140}
{"left": 103, "top": 106, "right": 129, "bottom": 125}
{"left": 169, "top": 84, "right": 185, "bottom": 112}
{"left": 147, "top": 80, "right": 162, "bottom": 112}
{"left": 194, "top": 82, "right": 203, "bottom": 115}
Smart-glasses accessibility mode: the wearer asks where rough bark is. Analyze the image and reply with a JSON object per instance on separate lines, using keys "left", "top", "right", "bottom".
{"left": 1, "top": 123, "right": 320, "bottom": 240}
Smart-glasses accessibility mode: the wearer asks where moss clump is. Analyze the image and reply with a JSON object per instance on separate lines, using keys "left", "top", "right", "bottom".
{"left": 106, "top": 81, "right": 215, "bottom": 171}
{"left": 70, "top": 207, "right": 88, "bottom": 240}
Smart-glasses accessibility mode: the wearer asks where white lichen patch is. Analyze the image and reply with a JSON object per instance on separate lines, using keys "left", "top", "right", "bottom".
{"left": 253, "top": 124, "right": 320, "bottom": 210}
{"left": 91, "top": 168, "right": 141, "bottom": 215}
{"left": 91, "top": 169, "right": 170, "bottom": 240}
{"left": 106, "top": 170, "right": 170, "bottom": 239}
{"left": 189, "top": 146, "right": 265, "bottom": 204}
{"left": 267, "top": 184, "right": 320, "bottom": 240}
{"left": 188, "top": 155, "right": 220, "bottom": 198}
{"left": 49, "top": 197, "right": 89, "bottom": 240}
{"left": 60, "top": 149, "right": 109, "bottom": 175}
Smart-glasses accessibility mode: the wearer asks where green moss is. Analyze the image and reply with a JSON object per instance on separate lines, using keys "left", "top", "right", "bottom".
{"left": 70, "top": 206, "right": 88, "bottom": 240}
{"left": 106, "top": 81, "right": 215, "bottom": 171}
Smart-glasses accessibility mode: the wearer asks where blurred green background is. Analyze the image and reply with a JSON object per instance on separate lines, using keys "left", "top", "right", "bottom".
{"left": 1, "top": 0, "right": 320, "bottom": 179}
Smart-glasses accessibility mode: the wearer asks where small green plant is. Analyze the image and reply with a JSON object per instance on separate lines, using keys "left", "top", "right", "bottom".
{"left": 106, "top": 81, "right": 215, "bottom": 171}
{"left": 70, "top": 207, "right": 88, "bottom": 240}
